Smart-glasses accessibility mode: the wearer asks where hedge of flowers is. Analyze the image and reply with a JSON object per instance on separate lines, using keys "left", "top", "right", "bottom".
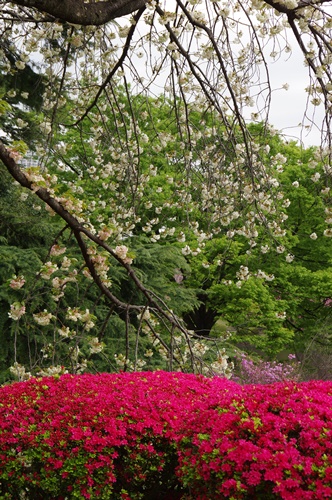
{"left": 1, "top": 372, "right": 332, "bottom": 499}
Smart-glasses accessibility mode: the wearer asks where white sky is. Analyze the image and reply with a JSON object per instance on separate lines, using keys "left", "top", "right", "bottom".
{"left": 267, "top": 49, "right": 324, "bottom": 147}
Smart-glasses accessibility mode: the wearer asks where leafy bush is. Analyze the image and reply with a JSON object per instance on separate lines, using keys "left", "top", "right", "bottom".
{"left": 1, "top": 372, "right": 332, "bottom": 499}
{"left": 232, "top": 353, "right": 301, "bottom": 385}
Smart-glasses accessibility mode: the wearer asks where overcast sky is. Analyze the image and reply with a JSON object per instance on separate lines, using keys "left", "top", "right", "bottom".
{"left": 261, "top": 45, "right": 324, "bottom": 147}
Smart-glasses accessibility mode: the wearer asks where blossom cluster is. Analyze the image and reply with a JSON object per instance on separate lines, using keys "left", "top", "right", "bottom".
{"left": 232, "top": 353, "right": 301, "bottom": 384}
{"left": 1, "top": 372, "right": 332, "bottom": 499}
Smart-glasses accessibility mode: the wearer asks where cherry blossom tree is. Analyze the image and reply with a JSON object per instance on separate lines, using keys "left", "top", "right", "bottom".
{"left": 0, "top": 0, "right": 331, "bottom": 379}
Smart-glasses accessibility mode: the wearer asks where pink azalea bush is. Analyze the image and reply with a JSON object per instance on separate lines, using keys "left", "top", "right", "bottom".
{"left": 232, "top": 353, "right": 301, "bottom": 385}
{"left": 1, "top": 372, "right": 332, "bottom": 499}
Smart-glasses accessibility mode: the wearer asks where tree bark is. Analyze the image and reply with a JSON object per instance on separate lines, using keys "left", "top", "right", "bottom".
{"left": 6, "top": 0, "right": 146, "bottom": 25}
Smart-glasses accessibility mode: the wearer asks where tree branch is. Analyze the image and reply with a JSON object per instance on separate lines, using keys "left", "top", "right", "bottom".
{"left": 72, "top": 6, "right": 145, "bottom": 125}
{"left": 5, "top": 0, "right": 146, "bottom": 25}
{"left": 0, "top": 139, "right": 193, "bottom": 334}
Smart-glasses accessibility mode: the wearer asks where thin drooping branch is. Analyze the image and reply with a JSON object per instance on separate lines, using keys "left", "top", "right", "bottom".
{"left": 71, "top": 6, "right": 145, "bottom": 126}
{"left": 175, "top": 0, "right": 254, "bottom": 170}
{"left": 3, "top": 0, "right": 146, "bottom": 25}
{"left": 154, "top": 5, "right": 235, "bottom": 147}
{"left": 74, "top": 230, "right": 140, "bottom": 311}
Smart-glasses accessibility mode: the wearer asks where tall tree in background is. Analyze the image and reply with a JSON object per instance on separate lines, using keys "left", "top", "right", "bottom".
{"left": 0, "top": 0, "right": 331, "bottom": 380}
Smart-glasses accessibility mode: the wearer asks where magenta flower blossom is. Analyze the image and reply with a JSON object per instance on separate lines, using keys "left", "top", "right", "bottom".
{"left": 0, "top": 372, "right": 331, "bottom": 499}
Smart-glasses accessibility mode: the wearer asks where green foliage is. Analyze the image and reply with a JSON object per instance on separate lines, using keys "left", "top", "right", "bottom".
{"left": 180, "top": 134, "right": 332, "bottom": 359}
{"left": 129, "top": 239, "right": 199, "bottom": 314}
{"left": 1, "top": 86, "right": 332, "bottom": 378}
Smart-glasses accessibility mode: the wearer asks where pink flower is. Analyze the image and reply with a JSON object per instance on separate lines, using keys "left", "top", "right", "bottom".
{"left": 1, "top": 373, "right": 332, "bottom": 498}
{"left": 9, "top": 275, "right": 25, "bottom": 289}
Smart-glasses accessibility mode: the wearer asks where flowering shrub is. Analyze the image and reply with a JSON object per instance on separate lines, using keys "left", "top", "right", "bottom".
{"left": 232, "top": 353, "right": 301, "bottom": 385}
{"left": 1, "top": 372, "right": 332, "bottom": 499}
